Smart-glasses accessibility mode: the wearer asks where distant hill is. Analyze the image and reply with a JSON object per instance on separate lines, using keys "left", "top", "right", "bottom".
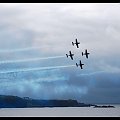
{"left": 0, "top": 95, "right": 27, "bottom": 108}
{"left": 0, "top": 95, "right": 93, "bottom": 108}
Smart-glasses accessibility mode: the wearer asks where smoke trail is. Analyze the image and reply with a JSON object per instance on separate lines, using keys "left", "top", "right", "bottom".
{"left": 0, "top": 46, "right": 43, "bottom": 52}
{"left": 0, "top": 56, "right": 65, "bottom": 64}
{"left": 0, "top": 65, "right": 75, "bottom": 74}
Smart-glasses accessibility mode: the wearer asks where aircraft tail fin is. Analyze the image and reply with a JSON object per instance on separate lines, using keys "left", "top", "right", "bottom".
{"left": 72, "top": 42, "right": 74, "bottom": 46}
{"left": 66, "top": 54, "right": 68, "bottom": 57}
{"left": 76, "top": 63, "right": 78, "bottom": 67}
{"left": 82, "top": 52, "right": 84, "bottom": 56}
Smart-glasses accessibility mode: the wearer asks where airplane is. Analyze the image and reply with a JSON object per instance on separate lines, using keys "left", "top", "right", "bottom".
{"left": 82, "top": 49, "right": 90, "bottom": 59}
{"left": 72, "top": 39, "right": 80, "bottom": 48}
{"left": 66, "top": 51, "right": 74, "bottom": 60}
{"left": 76, "top": 60, "right": 84, "bottom": 69}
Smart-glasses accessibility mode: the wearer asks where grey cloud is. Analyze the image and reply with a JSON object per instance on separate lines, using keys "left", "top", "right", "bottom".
{"left": 0, "top": 4, "right": 120, "bottom": 103}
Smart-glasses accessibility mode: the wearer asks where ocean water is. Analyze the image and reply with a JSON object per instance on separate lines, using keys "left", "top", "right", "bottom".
{"left": 0, "top": 105, "right": 120, "bottom": 117}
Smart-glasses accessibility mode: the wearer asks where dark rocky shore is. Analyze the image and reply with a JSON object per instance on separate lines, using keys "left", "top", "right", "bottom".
{"left": 0, "top": 95, "right": 94, "bottom": 108}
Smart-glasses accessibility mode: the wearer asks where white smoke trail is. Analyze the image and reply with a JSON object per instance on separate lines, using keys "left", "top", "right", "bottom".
{"left": 0, "top": 56, "right": 65, "bottom": 64}
{"left": 0, "top": 65, "right": 75, "bottom": 74}
{"left": 0, "top": 46, "right": 43, "bottom": 52}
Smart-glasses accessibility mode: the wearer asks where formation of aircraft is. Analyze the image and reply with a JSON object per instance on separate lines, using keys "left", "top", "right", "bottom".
{"left": 72, "top": 39, "right": 80, "bottom": 48}
{"left": 82, "top": 49, "right": 90, "bottom": 59}
{"left": 66, "top": 39, "right": 90, "bottom": 69}
{"left": 66, "top": 51, "right": 74, "bottom": 60}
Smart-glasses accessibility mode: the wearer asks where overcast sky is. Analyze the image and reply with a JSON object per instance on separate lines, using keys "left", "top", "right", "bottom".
{"left": 0, "top": 3, "right": 120, "bottom": 103}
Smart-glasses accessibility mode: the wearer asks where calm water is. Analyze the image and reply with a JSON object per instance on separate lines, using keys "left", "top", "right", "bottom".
{"left": 0, "top": 105, "right": 120, "bottom": 117}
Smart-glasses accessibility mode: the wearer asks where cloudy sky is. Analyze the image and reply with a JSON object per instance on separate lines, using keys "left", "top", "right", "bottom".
{"left": 0, "top": 3, "right": 120, "bottom": 104}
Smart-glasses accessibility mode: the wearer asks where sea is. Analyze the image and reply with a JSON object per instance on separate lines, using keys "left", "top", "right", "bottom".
{"left": 0, "top": 104, "right": 120, "bottom": 117}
